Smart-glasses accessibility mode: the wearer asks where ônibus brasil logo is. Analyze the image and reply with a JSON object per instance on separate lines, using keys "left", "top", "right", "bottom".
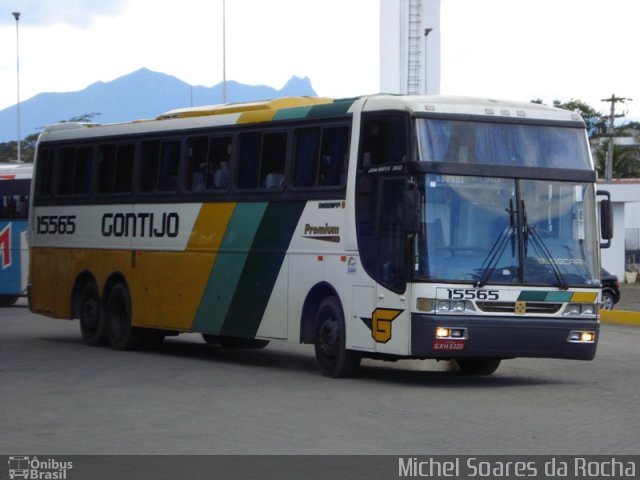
{"left": 8, "top": 456, "right": 73, "bottom": 479}
{"left": 0, "top": 223, "right": 11, "bottom": 269}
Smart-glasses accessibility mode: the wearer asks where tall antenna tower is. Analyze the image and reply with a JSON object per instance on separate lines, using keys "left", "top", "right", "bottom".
{"left": 380, "top": 0, "right": 441, "bottom": 95}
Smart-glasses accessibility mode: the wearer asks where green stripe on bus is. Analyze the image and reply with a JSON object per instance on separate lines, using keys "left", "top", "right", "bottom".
{"left": 517, "top": 291, "right": 574, "bottom": 302}
{"left": 305, "top": 99, "right": 356, "bottom": 119}
{"left": 192, "top": 203, "right": 268, "bottom": 334}
{"left": 220, "top": 201, "right": 306, "bottom": 338}
{"left": 545, "top": 291, "right": 573, "bottom": 302}
{"left": 517, "top": 291, "right": 548, "bottom": 302}
{"left": 272, "top": 106, "right": 315, "bottom": 121}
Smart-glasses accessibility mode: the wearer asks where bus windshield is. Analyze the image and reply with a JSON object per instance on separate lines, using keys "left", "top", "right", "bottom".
{"left": 416, "top": 118, "right": 592, "bottom": 170}
{"left": 414, "top": 174, "right": 599, "bottom": 287}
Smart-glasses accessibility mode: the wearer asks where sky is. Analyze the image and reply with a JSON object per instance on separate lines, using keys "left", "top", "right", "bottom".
{"left": 0, "top": 0, "right": 638, "bottom": 120}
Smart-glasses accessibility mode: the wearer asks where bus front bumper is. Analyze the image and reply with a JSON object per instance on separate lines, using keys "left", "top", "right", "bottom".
{"left": 411, "top": 314, "right": 599, "bottom": 360}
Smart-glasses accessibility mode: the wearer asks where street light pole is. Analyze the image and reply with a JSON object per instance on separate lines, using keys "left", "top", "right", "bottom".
{"left": 12, "top": 11, "right": 21, "bottom": 163}
{"left": 222, "top": 0, "right": 227, "bottom": 103}
{"left": 424, "top": 28, "right": 432, "bottom": 95}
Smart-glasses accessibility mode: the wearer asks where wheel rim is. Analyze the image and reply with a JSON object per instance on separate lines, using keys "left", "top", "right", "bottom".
{"left": 317, "top": 315, "right": 340, "bottom": 363}
{"left": 602, "top": 294, "right": 613, "bottom": 310}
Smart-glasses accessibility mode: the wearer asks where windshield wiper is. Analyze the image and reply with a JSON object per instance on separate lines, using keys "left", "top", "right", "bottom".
{"left": 522, "top": 201, "right": 569, "bottom": 290}
{"left": 474, "top": 202, "right": 516, "bottom": 288}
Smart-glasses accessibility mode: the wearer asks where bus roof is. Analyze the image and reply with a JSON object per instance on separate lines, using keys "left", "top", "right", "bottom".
{"left": 0, "top": 162, "right": 33, "bottom": 180}
{"left": 361, "top": 95, "right": 585, "bottom": 124}
{"left": 37, "top": 95, "right": 584, "bottom": 143}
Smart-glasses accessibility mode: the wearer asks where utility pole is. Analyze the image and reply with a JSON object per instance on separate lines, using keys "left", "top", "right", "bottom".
{"left": 222, "top": 0, "right": 227, "bottom": 103}
{"left": 12, "top": 12, "right": 21, "bottom": 163}
{"left": 601, "top": 94, "right": 632, "bottom": 181}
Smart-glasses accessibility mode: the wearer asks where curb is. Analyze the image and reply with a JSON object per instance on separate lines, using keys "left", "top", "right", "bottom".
{"left": 600, "top": 309, "right": 640, "bottom": 327}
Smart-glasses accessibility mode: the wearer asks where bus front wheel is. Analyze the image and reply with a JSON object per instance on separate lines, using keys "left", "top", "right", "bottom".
{"left": 76, "top": 282, "right": 108, "bottom": 346}
{"left": 105, "top": 283, "right": 145, "bottom": 351}
{"left": 314, "top": 296, "right": 360, "bottom": 378}
{"left": 456, "top": 358, "right": 501, "bottom": 375}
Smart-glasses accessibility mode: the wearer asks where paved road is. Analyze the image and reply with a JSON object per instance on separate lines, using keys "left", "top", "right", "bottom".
{"left": 1, "top": 302, "right": 639, "bottom": 455}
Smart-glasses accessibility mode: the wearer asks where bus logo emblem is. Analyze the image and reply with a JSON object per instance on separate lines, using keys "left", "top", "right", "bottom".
{"left": 515, "top": 301, "right": 526, "bottom": 315}
{"left": 370, "top": 308, "right": 403, "bottom": 343}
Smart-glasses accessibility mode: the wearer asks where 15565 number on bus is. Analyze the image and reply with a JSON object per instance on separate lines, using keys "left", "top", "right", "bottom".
{"left": 447, "top": 289, "right": 500, "bottom": 300}
{"left": 36, "top": 215, "right": 77, "bottom": 235}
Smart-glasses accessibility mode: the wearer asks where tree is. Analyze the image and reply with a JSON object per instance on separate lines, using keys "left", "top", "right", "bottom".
{"left": 552, "top": 99, "right": 604, "bottom": 137}
{"left": 532, "top": 98, "right": 640, "bottom": 179}
{"left": 532, "top": 98, "right": 605, "bottom": 137}
{"left": 595, "top": 140, "right": 640, "bottom": 179}
{"left": 0, "top": 113, "right": 101, "bottom": 163}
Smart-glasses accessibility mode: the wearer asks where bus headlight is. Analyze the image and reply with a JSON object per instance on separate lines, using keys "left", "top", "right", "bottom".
{"left": 568, "top": 330, "right": 596, "bottom": 343}
{"left": 436, "top": 327, "right": 467, "bottom": 339}
{"left": 434, "top": 300, "right": 476, "bottom": 314}
{"left": 563, "top": 303, "right": 597, "bottom": 317}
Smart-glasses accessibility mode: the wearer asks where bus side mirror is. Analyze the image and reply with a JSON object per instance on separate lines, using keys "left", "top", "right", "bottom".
{"left": 403, "top": 181, "right": 421, "bottom": 235}
{"left": 597, "top": 190, "right": 613, "bottom": 249}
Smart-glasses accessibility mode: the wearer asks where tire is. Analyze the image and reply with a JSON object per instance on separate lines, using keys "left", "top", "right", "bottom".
{"left": 314, "top": 296, "right": 361, "bottom": 378}
{"left": 105, "top": 283, "right": 145, "bottom": 350}
{"left": 456, "top": 358, "right": 501, "bottom": 375}
{"left": 202, "top": 333, "right": 220, "bottom": 345}
{"left": 601, "top": 291, "right": 615, "bottom": 310}
{"left": 76, "top": 282, "right": 108, "bottom": 346}
{"left": 0, "top": 295, "right": 19, "bottom": 306}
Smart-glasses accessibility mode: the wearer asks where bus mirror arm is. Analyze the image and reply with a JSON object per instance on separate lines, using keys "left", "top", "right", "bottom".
{"left": 596, "top": 190, "right": 613, "bottom": 248}
{"left": 403, "top": 181, "right": 421, "bottom": 235}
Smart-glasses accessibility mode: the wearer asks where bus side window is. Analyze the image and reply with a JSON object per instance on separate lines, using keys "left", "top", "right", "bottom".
{"left": 293, "top": 126, "right": 349, "bottom": 188}
{"left": 319, "top": 127, "right": 349, "bottom": 186}
{"left": 186, "top": 136, "right": 208, "bottom": 192}
{"left": 360, "top": 114, "right": 407, "bottom": 167}
{"left": 114, "top": 144, "right": 134, "bottom": 193}
{"left": 238, "top": 133, "right": 261, "bottom": 189}
{"left": 36, "top": 149, "right": 55, "bottom": 198}
{"left": 158, "top": 141, "right": 181, "bottom": 192}
{"left": 57, "top": 148, "right": 76, "bottom": 195}
{"left": 74, "top": 148, "right": 93, "bottom": 195}
{"left": 293, "top": 128, "right": 320, "bottom": 187}
{"left": 57, "top": 147, "right": 93, "bottom": 196}
{"left": 140, "top": 140, "right": 160, "bottom": 192}
{"left": 260, "top": 132, "right": 286, "bottom": 189}
{"left": 208, "top": 136, "right": 232, "bottom": 191}
{"left": 97, "top": 145, "right": 117, "bottom": 194}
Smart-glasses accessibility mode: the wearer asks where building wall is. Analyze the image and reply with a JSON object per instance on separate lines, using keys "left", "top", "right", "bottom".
{"left": 599, "top": 181, "right": 640, "bottom": 281}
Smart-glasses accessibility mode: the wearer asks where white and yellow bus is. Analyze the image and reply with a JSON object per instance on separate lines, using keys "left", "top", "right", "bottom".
{"left": 29, "top": 95, "right": 612, "bottom": 377}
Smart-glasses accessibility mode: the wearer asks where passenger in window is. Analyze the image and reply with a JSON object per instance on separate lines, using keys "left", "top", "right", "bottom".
{"left": 213, "top": 161, "right": 230, "bottom": 189}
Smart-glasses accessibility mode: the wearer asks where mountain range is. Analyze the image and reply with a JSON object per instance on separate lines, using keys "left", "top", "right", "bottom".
{"left": 0, "top": 68, "right": 317, "bottom": 142}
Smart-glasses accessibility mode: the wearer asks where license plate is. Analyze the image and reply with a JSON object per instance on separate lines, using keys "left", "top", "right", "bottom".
{"left": 432, "top": 340, "right": 465, "bottom": 351}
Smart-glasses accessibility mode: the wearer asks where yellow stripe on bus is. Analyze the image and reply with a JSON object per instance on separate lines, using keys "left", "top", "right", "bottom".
{"left": 571, "top": 292, "right": 598, "bottom": 303}
{"left": 135, "top": 202, "right": 236, "bottom": 331}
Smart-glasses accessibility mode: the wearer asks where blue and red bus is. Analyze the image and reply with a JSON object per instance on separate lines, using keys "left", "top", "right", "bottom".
{"left": 0, "top": 163, "right": 31, "bottom": 306}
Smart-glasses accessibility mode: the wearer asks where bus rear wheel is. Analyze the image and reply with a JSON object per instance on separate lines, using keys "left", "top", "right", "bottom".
{"left": 456, "top": 358, "right": 501, "bottom": 375}
{"left": 105, "top": 283, "right": 145, "bottom": 351}
{"left": 0, "top": 295, "right": 19, "bottom": 306}
{"left": 314, "top": 296, "right": 360, "bottom": 378}
{"left": 76, "top": 282, "right": 108, "bottom": 346}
